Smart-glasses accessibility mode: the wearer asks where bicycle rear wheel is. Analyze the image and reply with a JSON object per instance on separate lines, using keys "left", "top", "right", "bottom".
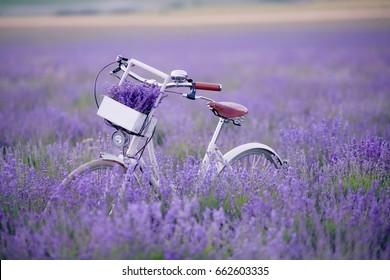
{"left": 221, "top": 147, "right": 283, "bottom": 187}
{"left": 47, "top": 159, "right": 126, "bottom": 215}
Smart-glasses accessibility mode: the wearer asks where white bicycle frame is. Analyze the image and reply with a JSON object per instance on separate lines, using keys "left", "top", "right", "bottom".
{"left": 98, "top": 58, "right": 282, "bottom": 187}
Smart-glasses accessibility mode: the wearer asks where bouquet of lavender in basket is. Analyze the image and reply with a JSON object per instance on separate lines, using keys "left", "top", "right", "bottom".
{"left": 106, "top": 80, "right": 161, "bottom": 115}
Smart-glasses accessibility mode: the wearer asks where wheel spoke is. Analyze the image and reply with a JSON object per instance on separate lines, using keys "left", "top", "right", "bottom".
{"left": 221, "top": 148, "right": 281, "bottom": 188}
{"left": 46, "top": 160, "right": 126, "bottom": 215}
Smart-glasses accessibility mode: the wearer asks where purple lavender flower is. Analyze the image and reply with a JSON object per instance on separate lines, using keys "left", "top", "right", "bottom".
{"left": 106, "top": 80, "right": 162, "bottom": 115}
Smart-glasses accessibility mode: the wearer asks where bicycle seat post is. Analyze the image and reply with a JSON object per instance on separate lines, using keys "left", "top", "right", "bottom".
{"left": 209, "top": 117, "right": 225, "bottom": 147}
{"left": 201, "top": 118, "right": 226, "bottom": 171}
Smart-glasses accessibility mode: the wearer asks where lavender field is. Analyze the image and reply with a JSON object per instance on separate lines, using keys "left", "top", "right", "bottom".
{"left": 0, "top": 20, "right": 389, "bottom": 259}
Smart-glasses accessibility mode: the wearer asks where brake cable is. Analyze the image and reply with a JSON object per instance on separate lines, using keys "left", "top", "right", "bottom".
{"left": 93, "top": 61, "right": 117, "bottom": 108}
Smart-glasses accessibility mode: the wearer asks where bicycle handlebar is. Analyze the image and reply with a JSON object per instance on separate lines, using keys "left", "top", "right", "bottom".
{"left": 194, "top": 82, "right": 222, "bottom": 91}
{"left": 116, "top": 56, "right": 222, "bottom": 93}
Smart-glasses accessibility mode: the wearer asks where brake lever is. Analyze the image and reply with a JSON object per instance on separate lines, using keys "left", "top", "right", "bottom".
{"left": 116, "top": 55, "right": 129, "bottom": 62}
{"left": 183, "top": 82, "right": 197, "bottom": 100}
{"left": 110, "top": 66, "right": 122, "bottom": 75}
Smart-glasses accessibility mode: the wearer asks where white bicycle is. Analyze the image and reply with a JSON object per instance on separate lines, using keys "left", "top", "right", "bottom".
{"left": 49, "top": 56, "right": 285, "bottom": 213}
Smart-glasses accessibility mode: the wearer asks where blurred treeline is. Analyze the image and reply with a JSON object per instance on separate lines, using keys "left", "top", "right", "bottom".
{"left": 0, "top": 0, "right": 364, "bottom": 16}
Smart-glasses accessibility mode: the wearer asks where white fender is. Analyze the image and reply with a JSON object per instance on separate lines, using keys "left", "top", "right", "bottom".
{"left": 221, "top": 142, "right": 283, "bottom": 171}
{"left": 99, "top": 152, "right": 126, "bottom": 166}
{"left": 99, "top": 152, "right": 159, "bottom": 187}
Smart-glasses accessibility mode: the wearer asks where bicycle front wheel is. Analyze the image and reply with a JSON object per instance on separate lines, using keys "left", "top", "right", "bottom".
{"left": 48, "top": 159, "right": 126, "bottom": 215}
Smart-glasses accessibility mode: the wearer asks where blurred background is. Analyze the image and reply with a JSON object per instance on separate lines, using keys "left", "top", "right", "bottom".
{"left": 0, "top": 0, "right": 388, "bottom": 31}
{"left": 0, "top": 0, "right": 389, "bottom": 147}
{"left": 0, "top": 0, "right": 389, "bottom": 17}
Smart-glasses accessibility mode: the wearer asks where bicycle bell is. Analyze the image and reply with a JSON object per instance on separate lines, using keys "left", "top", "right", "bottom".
{"left": 170, "top": 70, "right": 188, "bottom": 82}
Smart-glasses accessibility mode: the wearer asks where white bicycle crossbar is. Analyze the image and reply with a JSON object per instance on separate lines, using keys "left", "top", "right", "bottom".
{"left": 119, "top": 58, "right": 171, "bottom": 91}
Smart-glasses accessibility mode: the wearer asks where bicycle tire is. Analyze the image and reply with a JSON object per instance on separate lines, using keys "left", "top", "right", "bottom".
{"left": 221, "top": 147, "right": 282, "bottom": 187}
{"left": 47, "top": 159, "right": 126, "bottom": 215}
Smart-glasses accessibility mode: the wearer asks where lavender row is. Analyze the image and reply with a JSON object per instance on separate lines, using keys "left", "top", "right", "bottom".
{"left": 1, "top": 130, "right": 388, "bottom": 259}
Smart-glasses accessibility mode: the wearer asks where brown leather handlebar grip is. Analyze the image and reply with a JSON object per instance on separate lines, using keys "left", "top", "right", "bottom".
{"left": 194, "top": 82, "right": 222, "bottom": 91}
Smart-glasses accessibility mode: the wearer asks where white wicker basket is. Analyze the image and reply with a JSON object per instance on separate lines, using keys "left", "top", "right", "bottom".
{"left": 97, "top": 96, "right": 157, "bottom": 137}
